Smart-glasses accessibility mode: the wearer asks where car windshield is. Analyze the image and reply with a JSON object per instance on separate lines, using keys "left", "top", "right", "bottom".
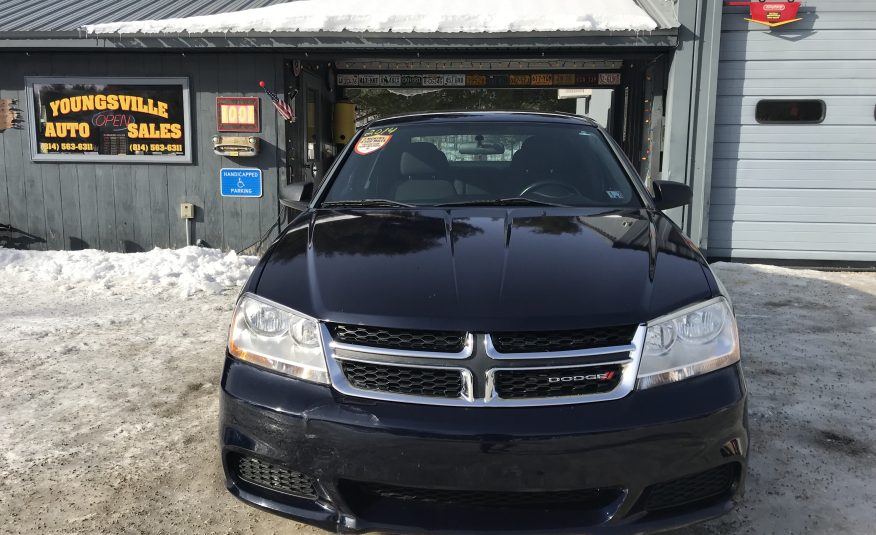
{"left": 321, "top": 121, "right": 642, "bottom": 208}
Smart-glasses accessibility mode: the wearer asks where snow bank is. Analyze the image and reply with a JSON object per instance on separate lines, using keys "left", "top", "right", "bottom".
{"left": 84, "top": 0, "right": 657, "bottom": 35}
{"left": 0, "top": 247, "right": 257, "bottom": 297}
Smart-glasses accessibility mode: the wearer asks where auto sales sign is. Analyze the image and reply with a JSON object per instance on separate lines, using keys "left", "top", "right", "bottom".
{"left": 26, "top": 77, "right": 192, "bottom": 162}
{"left": 725, "top": 1, "right": 803, "bottom": 28}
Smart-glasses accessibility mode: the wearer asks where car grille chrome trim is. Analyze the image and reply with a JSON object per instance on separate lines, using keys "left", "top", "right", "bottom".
{"left": 321, "top": 323, "right": 646, "bottom": 407}
{"left": 484, "top": 335, "right": 637, "bottom": 360}
{"left": 329, "top": 332, "right": 474, "bottom": 360}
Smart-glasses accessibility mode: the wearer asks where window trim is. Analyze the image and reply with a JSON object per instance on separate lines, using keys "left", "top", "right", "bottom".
{"left": 754, "top": 99, "right": 826, "bottom": 125}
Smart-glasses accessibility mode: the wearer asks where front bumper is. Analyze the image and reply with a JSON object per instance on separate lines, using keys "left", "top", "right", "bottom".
{"left": 220, "top": 357, "right": 748, "bottom": 534}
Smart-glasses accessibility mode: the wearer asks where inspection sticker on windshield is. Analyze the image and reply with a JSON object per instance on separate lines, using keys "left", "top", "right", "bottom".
{"left": 606, "top": 190, "right": 624, "bottom": 199}
{"left": 355, "top": 127, "right": 397, "bottom": 155}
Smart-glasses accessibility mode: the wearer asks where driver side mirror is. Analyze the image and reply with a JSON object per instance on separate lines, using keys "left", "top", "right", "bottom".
{"left": 652, "top": 180, "right": 692, "bottom": 210}
{"left": 279, "top": 181, "right": 314, "bottom": 212}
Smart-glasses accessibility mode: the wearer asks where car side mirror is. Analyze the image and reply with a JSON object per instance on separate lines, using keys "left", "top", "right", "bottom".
{"left": 279, "top": 181, "right": 314, "bottom": 212}
{"left": 652, "top": 180, "right": 692, "bottom": 210}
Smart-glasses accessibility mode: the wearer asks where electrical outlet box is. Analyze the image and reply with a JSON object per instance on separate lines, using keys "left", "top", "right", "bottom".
{"left": 180, "top": 203, "right": 194, "bottom": 219}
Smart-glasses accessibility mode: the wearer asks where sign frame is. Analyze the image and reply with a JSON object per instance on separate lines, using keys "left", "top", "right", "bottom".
{"left": 216, "top": 96, "right": 261, "bottom": 133}
{"left": 220, "top": 168, "right": 263, "bottom": 198}
{"left": 25, "top": 77, "right": 193, "bottom": 163}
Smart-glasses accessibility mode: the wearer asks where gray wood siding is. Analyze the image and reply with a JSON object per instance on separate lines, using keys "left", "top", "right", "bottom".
{"left": 709, "top": 0, "right": 876, "bottom": 261}
{"left": 0, "top": 51, "right": 286, "bottom": 253}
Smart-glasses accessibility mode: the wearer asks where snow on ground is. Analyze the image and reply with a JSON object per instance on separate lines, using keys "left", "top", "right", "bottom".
{"left": 84, "top": 0, "right": 657, "bottom": 35}
{"left": 0, "top": 246, "right": 257, "bottom": 297}
{"left": 0, "top": 248, "right": 875, "bottom": 534}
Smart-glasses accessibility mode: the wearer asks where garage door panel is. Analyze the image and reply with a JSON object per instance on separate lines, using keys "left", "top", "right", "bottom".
{"left": 710, "top": 205, "right": 876, "bottom": 224}
{"left": 711, "top": 187, "right": 876, "bottom": 208}
{"left": 716, "top": 96, "right": 876, "bottom": 126}
{"left": 714, "top": 126, "right": 876, "bottom": 145}
{"left": 708, "top": 248, "right": 876, "bottom": 262}
{"left": 714, "top": 143, "right": 876, "bottom": 160}
{"left": 712, "top": 159, "right": 876, "bottom": 190}
{"left": 717, "top": 78, "right": 876, "bottom": 96}
{"left": 718, "top": 60, "right": 876, "bottom": 81}
{"left": 721, "top": 48, "right": 875, "bottom": 61}
{"left": 708, "top": 222, "right": 876, "bottom": 252}
{"left": 720, "top": 29, "right": 876, "bottom": 45}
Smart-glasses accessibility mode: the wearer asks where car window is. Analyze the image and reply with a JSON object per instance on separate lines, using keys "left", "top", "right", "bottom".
{"left": 322, "top": 121, "right": 641, "bottom": 208}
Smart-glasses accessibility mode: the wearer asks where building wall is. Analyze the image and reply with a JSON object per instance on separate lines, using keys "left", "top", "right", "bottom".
{"left": 708, "top": 0, "right": 876, "bottom": 261}
{"left": 0, "top": 51, "right": 287, "bottom": 252}
{"left": 661, "top": 0, "right": 724, "bottom": 245}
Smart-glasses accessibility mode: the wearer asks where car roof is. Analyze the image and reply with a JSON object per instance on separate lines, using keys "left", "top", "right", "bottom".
{"left": 367, "top": 111, "right": 602, "bottom": 128}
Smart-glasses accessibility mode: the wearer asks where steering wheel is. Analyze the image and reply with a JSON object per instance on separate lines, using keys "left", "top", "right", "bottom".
{"left": 519, "top": 181, "right": 582, "bottom": 199}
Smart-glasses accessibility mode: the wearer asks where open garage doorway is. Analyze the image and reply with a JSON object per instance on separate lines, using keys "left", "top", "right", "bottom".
{"left": 288, "top": 56, "right": 668, "bottom": 187}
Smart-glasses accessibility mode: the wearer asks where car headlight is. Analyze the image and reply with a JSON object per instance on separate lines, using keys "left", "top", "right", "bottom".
{"left": 637, "top": 297, "right": 739, "bottom": 389}
{"left": 227, "top": 293, "right": 329, "bottom": 384}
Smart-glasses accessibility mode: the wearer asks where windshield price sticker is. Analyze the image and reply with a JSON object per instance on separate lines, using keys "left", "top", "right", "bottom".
{"left": 355, "top": 127, "right": 397, "bottom": 155}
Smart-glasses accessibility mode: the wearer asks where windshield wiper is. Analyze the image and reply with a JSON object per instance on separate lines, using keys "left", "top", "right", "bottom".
{"left": 436, "top": 197, "right": 569, "bottom": 208}
{"left": 321, "top": 199, "right": 416, "bottom": 208}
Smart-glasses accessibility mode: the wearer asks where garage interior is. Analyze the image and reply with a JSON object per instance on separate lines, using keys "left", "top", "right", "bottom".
{"left": 285, "top": 54, "right": 671, "bottom": 192}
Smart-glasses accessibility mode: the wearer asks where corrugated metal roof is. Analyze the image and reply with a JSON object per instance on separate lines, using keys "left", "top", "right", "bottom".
{"left": 0, "top": 0, "right": 297, "bottom": 32}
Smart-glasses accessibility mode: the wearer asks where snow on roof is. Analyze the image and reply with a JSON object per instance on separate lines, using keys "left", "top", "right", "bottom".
{"left": 84, "top": 0, "right": 659, "bottom": 35}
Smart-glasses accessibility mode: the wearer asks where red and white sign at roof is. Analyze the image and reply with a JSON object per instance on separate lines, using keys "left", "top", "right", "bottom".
{"left": 725, "top": 1, "right": 803, "bottom": 28}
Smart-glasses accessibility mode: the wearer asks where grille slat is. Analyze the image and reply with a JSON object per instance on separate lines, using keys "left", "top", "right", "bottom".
{"left": 347, "top": 481, "right": 620, "bottom": 510}
{"left": 493, "top": 364, "right": 623, "bottom": 399}
{"left": 645, "top": 464, "right": 738, "bottom": 511}
{"left": 341, "top": 360, "right": 464, "bottom": 398}
{"left": 491, "top": 325, "right": 637, "bottom": 353}
{"left": 233, "top": 455, "right": 317, "bottom": 499}
{"left": 330, "top": 323, "right": 466, "bottom": 353}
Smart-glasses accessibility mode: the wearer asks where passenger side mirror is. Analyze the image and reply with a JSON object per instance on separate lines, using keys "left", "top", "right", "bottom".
{"left": 279, "top": 181, "right": 314, "bottom": 212}
{"left": 652, "top": 180, "right": 692, "bottom": 210}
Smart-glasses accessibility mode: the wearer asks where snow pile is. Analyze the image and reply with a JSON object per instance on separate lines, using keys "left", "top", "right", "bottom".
{"left": 0, "top": 247, "right": 257, "bottom": 297}
{"left": 84, "top": 0, "right": 658, "bottom": 35}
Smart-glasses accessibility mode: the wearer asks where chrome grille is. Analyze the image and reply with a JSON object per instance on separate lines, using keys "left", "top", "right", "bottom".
{"left": 329, "top": 323, "right": 466, "bottom": 353}
{"left": 340, "top": 360, "right": 464, "bottom": 398}
{"left": 323, "top": 323, "right": 645, "bottom": 407}
{"left": 490, "top": 325, "right": 637, "bottom": 353}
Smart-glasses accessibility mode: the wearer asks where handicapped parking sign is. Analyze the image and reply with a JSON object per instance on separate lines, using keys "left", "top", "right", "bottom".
{"left": 221, "top": 168, "right": 262, "bottom": 198}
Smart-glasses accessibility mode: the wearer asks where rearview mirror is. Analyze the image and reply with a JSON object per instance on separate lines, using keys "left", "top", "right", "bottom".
{"left": 652, "top": 180, "right": 692, "bottom": 210}
{"left": 458, "top": 142, "right": 505, "bottom": 155}
{"left": 279, "top": 181, "right": 314, "bottom": 212}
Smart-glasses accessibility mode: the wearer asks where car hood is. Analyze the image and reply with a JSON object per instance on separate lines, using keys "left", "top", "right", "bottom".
{"left": 254, "top": 208, "right": 714, "bottom": 331}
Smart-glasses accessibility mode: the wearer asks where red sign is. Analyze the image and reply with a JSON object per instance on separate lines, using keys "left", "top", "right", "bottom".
{"left": 725, "top": 1, "right": 802, "bottom": 28}
{"left": 216, "top": 97, "right": 260, "bottom": 132}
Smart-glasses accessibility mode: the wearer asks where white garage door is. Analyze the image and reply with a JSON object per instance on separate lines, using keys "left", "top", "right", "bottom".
{"left": 709, "top": 0, "right": 876, "bottom": 261}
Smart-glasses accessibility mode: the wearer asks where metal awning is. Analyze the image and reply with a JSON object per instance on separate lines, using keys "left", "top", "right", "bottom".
{"left": 0, "top": 0, "right": 679, "bottom": 49}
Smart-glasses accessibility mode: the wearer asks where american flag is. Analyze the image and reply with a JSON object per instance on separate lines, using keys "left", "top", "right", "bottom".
{"left": 259, "top": 81, "right": 294, "bottom": 122}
